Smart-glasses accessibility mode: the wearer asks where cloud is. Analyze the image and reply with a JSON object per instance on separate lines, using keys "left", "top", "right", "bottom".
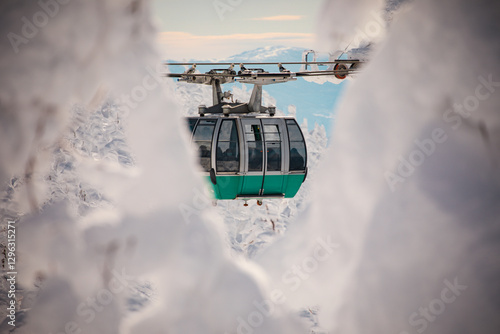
{"left": 157, "top": 31, "right": 314, "bottom": 59}
{"left": 251, "top": 15, "right": 304, "bottom": 21}
{"left": 159, "top": 31, "right": 313, "bottom": 42}
{"left": 313, "top": 113, "right": 335, "bottom": 119}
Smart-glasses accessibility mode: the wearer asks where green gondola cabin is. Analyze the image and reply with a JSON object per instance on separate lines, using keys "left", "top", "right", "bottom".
{"left": 186, "top": 115, "right": 307, "bottom": 200}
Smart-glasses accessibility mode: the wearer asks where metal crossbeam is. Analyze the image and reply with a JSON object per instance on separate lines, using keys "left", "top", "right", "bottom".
{"left": 163, "top": 58, "right": 365, "bottom": 117}
{"left": 163, "top": 70, "right": 360, "bottom": 78}
{"left": 164, "top": 60, "right": 362, "bottom": 66}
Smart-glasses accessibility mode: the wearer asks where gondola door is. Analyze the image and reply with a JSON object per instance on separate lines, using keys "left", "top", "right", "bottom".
{"left": 261, "top": 119, "right": 285, "bottom": 195}
{"left": 240, "top": 119, "right": 264, "bottom": 196}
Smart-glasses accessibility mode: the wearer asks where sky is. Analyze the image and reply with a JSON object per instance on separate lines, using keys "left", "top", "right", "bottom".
{"left": 153, "top": 0, "right": 324, "bottom": 60}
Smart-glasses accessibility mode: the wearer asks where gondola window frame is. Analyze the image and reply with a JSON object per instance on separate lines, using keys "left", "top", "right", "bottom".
{"left": 286, "top": 119, "right": 307, "bottom": 172}
{"left": 215, "top": 119, "right": 240, "bottom": 173}
{"left": 192, "top": 119, "right": 217, "bottom": 172}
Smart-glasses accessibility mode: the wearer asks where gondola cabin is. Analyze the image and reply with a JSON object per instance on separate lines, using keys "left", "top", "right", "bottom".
{"left": 186, "top": 116, "right": 307, "bottom": 200}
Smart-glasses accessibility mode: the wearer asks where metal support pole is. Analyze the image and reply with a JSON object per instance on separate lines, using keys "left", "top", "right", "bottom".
{"left": 249, "top": 84, "right": 263, "bottom": 113}
{"left": 212, "top": 79, "right": 223, "bottom": 105}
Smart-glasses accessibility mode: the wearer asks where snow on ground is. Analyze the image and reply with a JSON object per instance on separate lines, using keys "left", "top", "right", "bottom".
{"left": 2, "top": 0, "right": 499, "bottom": 333}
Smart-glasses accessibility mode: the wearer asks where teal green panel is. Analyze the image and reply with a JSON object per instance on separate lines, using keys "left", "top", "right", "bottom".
{"left": 215, "top": 175, "right": 243, "bottom": 200}
{"left": 284, "top": 174, "right": 305, "bottom": 198}
{"left": 204, "top": 176, "right": 220, "bottom": 199}
{"left": 262, "top": 175, "right": 284, "bottom": 195}
{"left": 241, "top": 175, "right": 263, "bottom": 196}
{"left": 203, "top": 174, "right": 304, "bottom": 200}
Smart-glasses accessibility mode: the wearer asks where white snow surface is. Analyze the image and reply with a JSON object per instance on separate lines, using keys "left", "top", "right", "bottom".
{"left": 1, "top": 0, "right": 500, "bottom": 333}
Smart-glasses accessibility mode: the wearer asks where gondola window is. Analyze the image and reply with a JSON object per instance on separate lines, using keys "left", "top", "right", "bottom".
{"left": 264, "top": 125, "right": 281, "bottom": 171}
{"left": 216, "top": 120, "right": 240, "bottom": 172}
{"left": 245, "top": 124, "right": 263, "bottom": 172}
{"left": 192, "top": 119, "right": 217, "bottom": 171}
{"left": 286, "top": 120, "right": 306, "bottom": 171}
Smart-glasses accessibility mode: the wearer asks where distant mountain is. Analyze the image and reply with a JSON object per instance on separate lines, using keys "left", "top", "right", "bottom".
{"left": 223, "top": 46, "right": 307, "bottom": 63}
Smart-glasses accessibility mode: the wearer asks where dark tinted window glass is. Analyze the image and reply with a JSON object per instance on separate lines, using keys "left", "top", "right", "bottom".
{"left": 193, "top": 120, "right": 217, "bottom": 141}
{"left": 187, "top": 118, "right": 198, "bottom": 133}
{"left": 289, "top": 142, "right": 306, "bottom": 171}
{"left": 286, "top": 120, "right": 304, "bottom": 142}
{"left": 248, "top": 141, "right": 263, "bottom": 171}
{"left": 264, "top": 125, "right": 280, "bottom": 141}
{"left": 244, "top": 124, "right": 262, "bottom": 141}
{"left": 286, "top": 120, "right": 306, "bottom": 171}
{"left": 195, "top": 142, "right": 212, "bottom": 171}
{"left": 264, "top": 124, "right": 281, "bottom": 171}
{"left": 266, "top": 141, "right": 281, "bottom": 171}
{"left": 192, "top": 120, "right": 216, "bottom": 171}
{"left": 216, "top": 120, "right": 240, "bottom": 172}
